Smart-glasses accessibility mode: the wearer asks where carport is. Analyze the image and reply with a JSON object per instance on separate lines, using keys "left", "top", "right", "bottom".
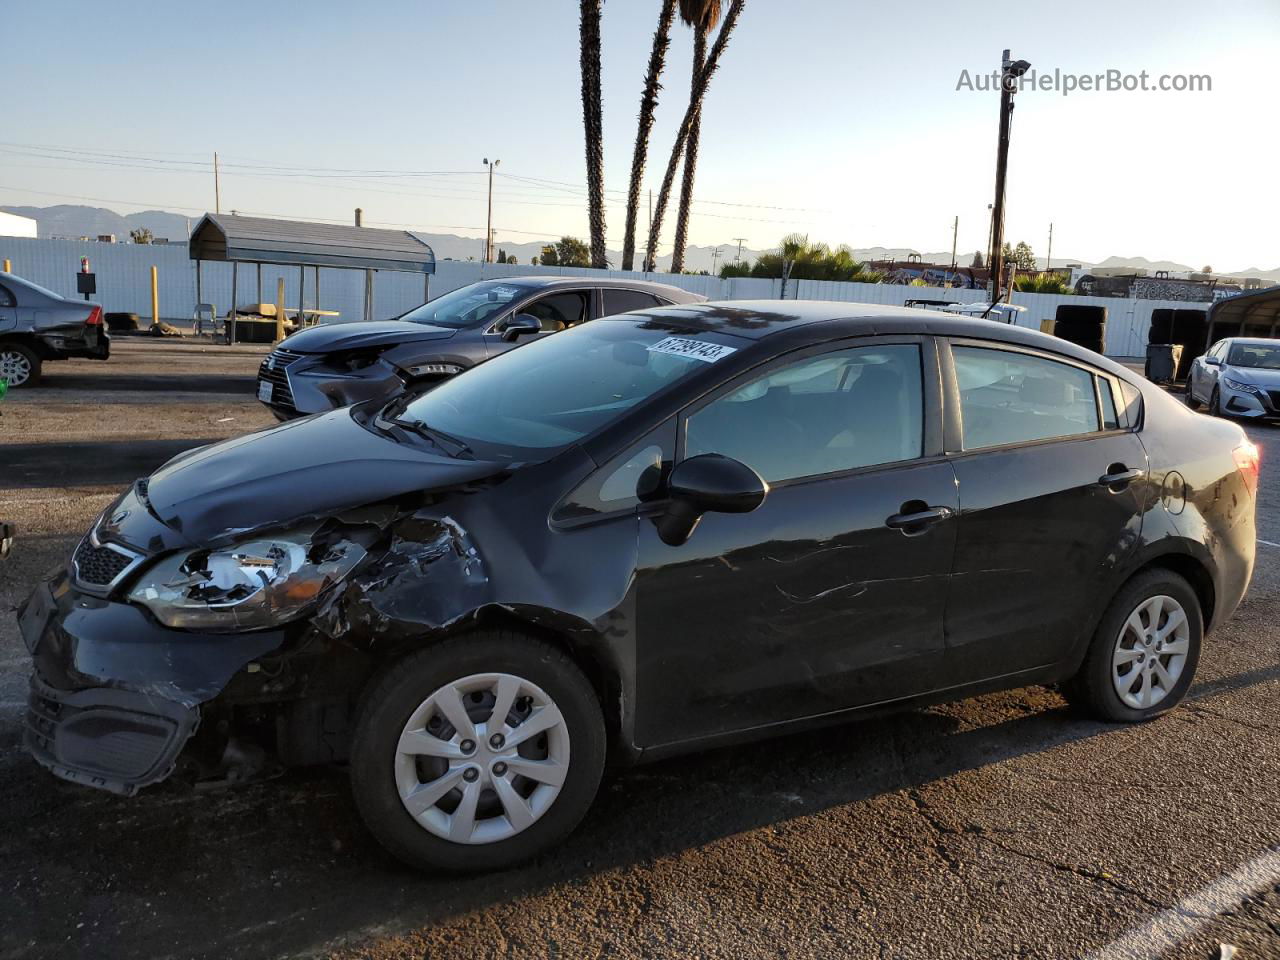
{"left": 1205, "top": 285, "right": 1280, "bottom": 350}
{"left": 187, "top": 213, "right": 436, "bottom": 342}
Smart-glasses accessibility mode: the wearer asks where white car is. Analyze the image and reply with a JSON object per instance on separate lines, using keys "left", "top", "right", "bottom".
{"left": 1185, "top": 337, "right": 1280, "bottom": 421}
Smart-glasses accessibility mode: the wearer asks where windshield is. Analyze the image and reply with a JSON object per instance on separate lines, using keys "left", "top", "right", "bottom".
{"left": 397, "top": 281, "right": 535, "bottom": 329}
{"left": 392, "top": 320, "right": 738, "bottom": 460}
{"left": 9, "top": 274, "right": 65, "bottom": 301}
{"left": 1227, "top": 342, "right": 1280, "bottom": 369}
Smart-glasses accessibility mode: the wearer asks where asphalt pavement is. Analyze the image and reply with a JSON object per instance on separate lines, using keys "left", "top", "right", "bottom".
{"left": 1, "top": 339, "right": 1278, "bottom": 960}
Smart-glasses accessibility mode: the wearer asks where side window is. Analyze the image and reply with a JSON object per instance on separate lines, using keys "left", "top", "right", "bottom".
{"left": 554, "top": 420, "right": 675, "bottom": 522}
{"left": 684, "top": 344, "right": 924, "bottom": 484}
{"left": 953, "top": 346, "right": 1100, "bottom": 450}
{"left": 0, "top": 284, "right": 14, "bottom": 308}
{"left": 522, "top": 292, "right": 588, "bottom": 332}
{"left": 1098, "top": 376, "right": 1120, "bottom": 430}
{"left": 602, "top": 289, "right": 664, "bottom": 315}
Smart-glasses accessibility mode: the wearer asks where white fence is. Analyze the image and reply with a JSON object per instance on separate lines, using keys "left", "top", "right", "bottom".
{"left": 0, "top": 235, "right": 1195, "bottom": 357}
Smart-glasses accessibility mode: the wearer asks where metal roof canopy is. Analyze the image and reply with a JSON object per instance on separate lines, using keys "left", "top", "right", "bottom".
{"left": 1206, "top": 285, "right": 1280, "bottom": 349}
{"left": 188, "top": 213, "right": 435, "bottom": 335}
{"left": 189, "top": 213, "right": 435, "bottom": 273}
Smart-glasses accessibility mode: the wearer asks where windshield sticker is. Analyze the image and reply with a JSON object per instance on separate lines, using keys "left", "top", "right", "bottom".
{"left": 487, "top": 286, "right": 521, "bottom": 299}
{"left": 646, "top": 336, "right": 737, "bottom": 363}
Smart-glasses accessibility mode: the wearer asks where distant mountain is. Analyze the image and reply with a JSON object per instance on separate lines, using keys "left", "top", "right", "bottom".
{"left": 7, "top": 204, "right": 1275, "bottom": 282}
{"left": 1, "top": 205, "right": 194, "bottom": 242}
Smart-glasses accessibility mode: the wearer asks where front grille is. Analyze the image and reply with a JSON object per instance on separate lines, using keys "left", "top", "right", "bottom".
{"left": 257, "top": 348, "right": 305, "bottom": 411}
{"left": 73, "top": 538, "right": 133, "bottom": 586}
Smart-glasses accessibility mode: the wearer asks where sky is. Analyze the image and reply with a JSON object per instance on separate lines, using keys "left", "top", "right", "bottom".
{"left": 5, "top": 0, "right": 1279, "bottom": 271}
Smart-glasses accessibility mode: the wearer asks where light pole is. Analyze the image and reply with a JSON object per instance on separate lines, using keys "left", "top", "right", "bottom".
{"left": 987, "top": 49, "right": 1031, "bottom": 303}
{"left": 483, "top": 158, "right": 500, "bottom": 263}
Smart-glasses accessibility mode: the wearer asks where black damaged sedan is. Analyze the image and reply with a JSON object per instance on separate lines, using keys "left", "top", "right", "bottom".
{"left": 19, "top": 302, "right": 1258, "bottom": 872}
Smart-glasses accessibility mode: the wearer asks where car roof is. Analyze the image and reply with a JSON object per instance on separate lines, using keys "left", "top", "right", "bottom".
{"left": 482, "top": 274, "right": 703, "bottom": 302}
{"left": 616, "top": 300, "right": 1139, "bottom": 380}
{"left": 1223, "top": 336, "right": 1280, "bottom": 346}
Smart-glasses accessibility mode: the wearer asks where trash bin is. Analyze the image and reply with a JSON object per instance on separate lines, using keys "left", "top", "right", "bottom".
{"left": 1145, "top": 343, "right": 1184, "bottom": 384}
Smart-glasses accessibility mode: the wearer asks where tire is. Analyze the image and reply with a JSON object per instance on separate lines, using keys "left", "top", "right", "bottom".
{"left": 0, "top": 343, "right": 41, "bottom": 388}
{"left": 350, "top": 630, "right": 606, "bottom": 873}
{"left": 1183, "top": 378, "right": 1200, "bottom": 409}
{"left": 1061, "top": 569, "right": 1202, "bottom": 723}
{"left": 1209, "top": 386, "right": 1221, "bottom": 417}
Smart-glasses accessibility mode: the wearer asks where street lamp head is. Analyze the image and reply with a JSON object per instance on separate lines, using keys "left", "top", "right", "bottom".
{"left": 1008, "top": 59, "right": 1031, "bottom": 77}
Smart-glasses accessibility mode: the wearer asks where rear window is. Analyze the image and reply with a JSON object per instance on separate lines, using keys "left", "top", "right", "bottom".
{"left": 602, "top": 289, "right": 666, "bottom": 315}
{"left": 954, "top": 346, "right": 1100, "bottom": 450}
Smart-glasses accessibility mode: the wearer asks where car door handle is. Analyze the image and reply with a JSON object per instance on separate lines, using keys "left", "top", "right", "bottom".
{"left": 885, "top": 506, "right": 954, "bottom": 530}
{"left": 1097, "top": 467, "right": 1143, "bottom": 488}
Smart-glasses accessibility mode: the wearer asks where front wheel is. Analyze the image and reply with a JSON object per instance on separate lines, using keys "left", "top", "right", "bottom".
{"left": 1209, "top": 386, "right": 1222, "bottom": 417}
{"left": 350, "top": 631, "right": 605, "bottom": 873}
{"left": 1061, "top": 569, "right": 1202, "bottom": 722}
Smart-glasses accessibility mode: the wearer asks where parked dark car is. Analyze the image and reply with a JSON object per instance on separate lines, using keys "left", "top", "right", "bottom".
{"left": 0, "top": 271, "right": 109, "bottom": 387}
{"left": 1184, "top": 336, "right": 1280, "bottom": 420}
{"left": 20, "top": 302, "right": 1257, "bottom": 873}
{"left": 256, "top": 276, "right": 704, "bottom": 419}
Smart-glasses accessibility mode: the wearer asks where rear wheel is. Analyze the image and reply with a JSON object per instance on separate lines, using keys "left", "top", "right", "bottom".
{"left": 0, "top": 343, "right": 41, "bottom": 388}
{"left": 350, "top": 631, "right": 605, "bottom": 872}
{"left": 1062, "top": 569, "right": 1202, "bottom": 722}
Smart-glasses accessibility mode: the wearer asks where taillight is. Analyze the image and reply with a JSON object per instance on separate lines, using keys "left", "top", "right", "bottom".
{"left": 85, "top": 306, "right": 103, "bottom": 326}
{"left": 1233, "top": 440, "right": 1260, "bottom": 497}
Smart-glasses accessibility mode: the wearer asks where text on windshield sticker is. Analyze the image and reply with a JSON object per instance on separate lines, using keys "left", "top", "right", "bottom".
{"left": 646, "top": 337, "right": 737, "bottom": 363}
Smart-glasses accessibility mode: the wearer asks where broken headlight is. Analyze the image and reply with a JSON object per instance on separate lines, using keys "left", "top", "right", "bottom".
{"left": 127, "top": 526, "right": 366, "bottom": 632}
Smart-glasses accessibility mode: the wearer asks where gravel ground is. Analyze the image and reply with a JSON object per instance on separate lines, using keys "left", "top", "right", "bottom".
{"left": 0, "top": 339, "right": 1277, "bottom": 960}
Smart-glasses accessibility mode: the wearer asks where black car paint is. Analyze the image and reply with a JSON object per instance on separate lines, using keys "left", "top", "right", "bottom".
{"left": 19, "top": 303, "right": 1256, "bottom": 796}
{"left": 259, "top": 277, "right": 704, "bottom": 419}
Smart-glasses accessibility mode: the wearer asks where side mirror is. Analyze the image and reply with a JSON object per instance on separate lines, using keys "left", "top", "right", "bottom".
{"left": 502, "top": 313, "right": 541, "bottom": 342}
{"left": 655, "top": 454, "right": 768, "bottom": 546}
{"left": 1203, "top": 356, "right": 1221, "bottom": 366}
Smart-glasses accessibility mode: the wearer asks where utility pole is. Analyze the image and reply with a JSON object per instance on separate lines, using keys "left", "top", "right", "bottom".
{"left": 483, "top": 158, "right": 499, "bottom": 263}
{"left": 987, "top": 49, "right": 1031, "bottom": 303}
{"left": 950, "top": 216, "right": 958, "bottom": 271}
{"left": 732, "top": 237, "right": 747, "bottom": 265}
{"left": 1045, "top": 222, "right": 1054, "bottom": 272}
{"left": 213, "top": 152, "right": 221, "bottom": 214}
{"left": 710, "top": 246, "right": 722, "bottom": 275}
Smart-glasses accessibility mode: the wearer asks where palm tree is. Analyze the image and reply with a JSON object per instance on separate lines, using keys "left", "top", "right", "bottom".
{"left": 579, "top": 0, "right": 607, "bottom": 269}
{"left": 621, "top": 0, "right": 678, "bottom": 271}
{"left": 669, "top": 0, "right": 722, "bottom": 274}
{"left": 643, "top": 0, "right": 744, "bottom": 272}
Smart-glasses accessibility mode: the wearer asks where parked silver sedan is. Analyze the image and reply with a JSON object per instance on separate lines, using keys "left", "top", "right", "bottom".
{"left": 0, "top": 271, "right": 109, "bottom": 387}
{"left": 1185, "top": 337, "right": 1280, "bottom": 421}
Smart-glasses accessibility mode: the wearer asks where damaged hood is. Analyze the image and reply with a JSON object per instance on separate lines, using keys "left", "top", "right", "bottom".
{"left": 278, "top": 320, "right": 458, "bottom": 354}
{"left": 144, "top": 410, "right": 504, "bottom": 544}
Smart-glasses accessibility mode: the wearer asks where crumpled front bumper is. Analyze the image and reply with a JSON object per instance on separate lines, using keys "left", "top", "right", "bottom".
{"left": 17, "top": 569, "right": 288, "bottom": 796}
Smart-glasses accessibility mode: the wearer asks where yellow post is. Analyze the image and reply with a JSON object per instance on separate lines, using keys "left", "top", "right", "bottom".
{"left": 2, "top": 259, "right": 10, "bottom": 273}
{"left": 276, "top": 277, "right": 286, "bottom": 342}
{"left": 150, "top": 265, "right": 159, "bottom": 328}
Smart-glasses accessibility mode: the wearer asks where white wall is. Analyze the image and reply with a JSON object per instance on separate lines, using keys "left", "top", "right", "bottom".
{"left": 0, "top": 235, "right": 1197, "bottom": 356}
{"left": 0, "top": 211, "right": 38, "bottom": 239}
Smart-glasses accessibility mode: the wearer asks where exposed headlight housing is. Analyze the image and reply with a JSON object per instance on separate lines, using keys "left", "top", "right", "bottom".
{"left": 330, "top": 348, "right": 389, "bottom": 373}
{"left": 127, "top": 525, "right": 366, "bottom": 632}
{"left": 402, "top": 362, "right": 462, "bottom": 378}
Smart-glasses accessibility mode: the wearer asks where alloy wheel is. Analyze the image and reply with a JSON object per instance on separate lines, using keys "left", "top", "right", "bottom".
{"left": 394, "top": 672, "right": 570, "bottom": 844}
{"left": 1111, "top": 594, "right": 1190, "bottom": 710}
{"left": 0, "top": 350, "right": 32, "bottom": 386}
